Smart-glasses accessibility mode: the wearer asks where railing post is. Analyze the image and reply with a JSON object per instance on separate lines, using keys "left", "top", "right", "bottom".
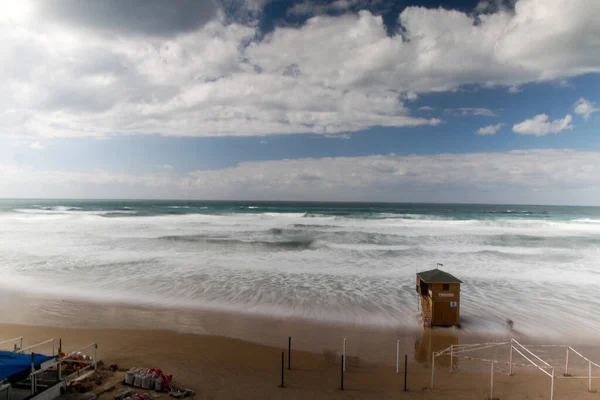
{"left": 450, "top": 345, "right": 454, "bottom": 372}
{"left": 280, "top": 352, "right": 284, "bottom": 388}
{"left": 551, "top": 367, "right": 555, "bottom": 400}
{"left": 20, "top": 337, "right": 23, "bottom": 352}
{"left": 94, "top": 343, "right": 98, "bottom": 372}
{"left": 589, "top": 361, "right": 592, "bottom": 392}
{"left": 396, "top": 340, "right": 400, "bottom": 374}
{"left": 52, "top": 339, "right": 55, "bottom": 357}
{"left": 340, "top": 355, "right": 344, "bottom": 391}
{"left": 404, "top": 354, "right": 408, "bottom": 392}
{"left": 58, "top": 361, "right": 62, "bottom": 380}
{"left": 343, "top": 338, "right": 346, "bottom": 372}
{"left": 490, "top": 362, "right": 494, "bottom": 400}
{"left": 30, "top": 353, "right": 35, "bottom": 395}
{"left": 565, "top": 347, "right": 569, "bottom": 376}
{"left": 509, "top": 342, "right": 513, "bottom": 375}
{"left": 431, "top": 352, "right": 435, "bottom": 388}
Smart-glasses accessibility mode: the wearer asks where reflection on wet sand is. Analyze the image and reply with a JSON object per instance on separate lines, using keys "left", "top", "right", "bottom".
{"left": 414, "top": 327, "right": 459, "bottom": 366}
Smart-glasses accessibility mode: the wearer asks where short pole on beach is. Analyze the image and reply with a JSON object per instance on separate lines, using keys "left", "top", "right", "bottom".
{"left": 509, "top": 342, "right": 513, "bottom": 375}
{"left": 30, "top": 353, "right": 35, "bottom": 395}
{"left": 280, "top": 352, "right": 285, "bottom": 388}
{"left": 589, "top": 361, "right": 592, "bottom": 392}
{"left": 343, "top": 338, "right": 347, "bottom": 372}
{"left": 396, "top": 340, "right": 399, "bottom": 374}
{"left": 341, "top": 355, "right": 344, "bottom": 390}
{"left": 489, "top": 362, "right": 494, "bottom": 400}
{"left": 551, "top": 367, "right": 555, "bottom": 400}
{"left": 404, "top": 354, "right": 408, "bottom": 392}
{"left": 288, "top": 337, "right": 291, "bottom": 370}
{"left": 565, "top": 347, "right": 569, "bottom": 376}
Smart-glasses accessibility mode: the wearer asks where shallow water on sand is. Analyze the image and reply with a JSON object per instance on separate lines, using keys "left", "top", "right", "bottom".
{"left": 1, "top": 200, "right": 600, "bottom": 344}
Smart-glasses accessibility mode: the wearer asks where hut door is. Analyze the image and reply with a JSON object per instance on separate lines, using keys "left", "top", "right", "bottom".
{"left": 434, "top": 302, "right": 457, "bottom": 325}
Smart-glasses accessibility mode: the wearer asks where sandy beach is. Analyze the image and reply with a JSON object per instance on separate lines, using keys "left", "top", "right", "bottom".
{"left": 2, "top": 289, "right": 600, "bottom": 399}
{"left": 2, "top": 0, "right": 600, "bottom": 397}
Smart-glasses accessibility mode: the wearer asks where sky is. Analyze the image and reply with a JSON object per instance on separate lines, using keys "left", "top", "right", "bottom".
{"left": 1, "top": 0, "right": 600, "bottom": 204}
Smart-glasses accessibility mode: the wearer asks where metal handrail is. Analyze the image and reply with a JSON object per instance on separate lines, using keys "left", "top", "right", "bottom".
{"left": 59, "top": 342, "right": 97, "bottom": 361}
{"left": 19, "top": 338, "right": 56, "bottom": 356}
{"left": 0, "top": 337, "right": 23, "bottom": 350}
{"left": 451, "top": 342, "right": 509, "bottom": 355}
{"left": 511, "top": 339, "right": 553, "bottom": 368}
{"left": 568, "top": 346, "right": 600, "bottom": 369}
{"left": 511, "top": 346, "right": 553, "bottom": 377}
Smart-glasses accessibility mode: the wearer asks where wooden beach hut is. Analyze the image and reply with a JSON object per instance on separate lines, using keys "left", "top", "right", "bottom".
{"left": 416, "top": 267, "right": 462, "bottom": 327}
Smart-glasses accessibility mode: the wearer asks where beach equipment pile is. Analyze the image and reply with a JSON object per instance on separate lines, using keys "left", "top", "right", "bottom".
{"left": 124, "top": 367, "right": 173, "bottom": 391}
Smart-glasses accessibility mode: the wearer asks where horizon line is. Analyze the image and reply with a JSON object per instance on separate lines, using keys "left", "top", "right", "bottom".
{"left": 0, "top": 198, "right": 598, "bottom": 208}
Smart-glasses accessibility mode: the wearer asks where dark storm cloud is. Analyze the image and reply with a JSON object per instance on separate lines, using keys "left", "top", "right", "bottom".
{"left": 36, "top": 0, "right": 220, "bottom": 37}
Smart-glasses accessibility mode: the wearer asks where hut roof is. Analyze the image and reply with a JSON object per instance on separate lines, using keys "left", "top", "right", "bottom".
{"left": 417, "top": 268, "right": 463, "bottom": 283}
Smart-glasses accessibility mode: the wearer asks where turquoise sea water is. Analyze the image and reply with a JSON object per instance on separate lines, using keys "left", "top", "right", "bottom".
{"left": 2, "top": 199, "right": 600, "bottom": 220}
{"left": 1, "top": 199, "right": 600, "bottom": 341}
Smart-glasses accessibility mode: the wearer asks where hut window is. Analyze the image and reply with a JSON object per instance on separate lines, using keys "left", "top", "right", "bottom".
{"left": 442, "top": 284, "right": 450, "bottom": 291}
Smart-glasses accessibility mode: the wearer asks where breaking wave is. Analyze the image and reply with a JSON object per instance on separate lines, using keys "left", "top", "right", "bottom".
{"left": 1, "top": 200, "right": 600, "bottom": 342}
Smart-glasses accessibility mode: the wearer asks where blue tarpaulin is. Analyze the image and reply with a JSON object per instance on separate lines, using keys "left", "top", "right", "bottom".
{"left": 0, "top": 351, "right": 54, "bottom": 381}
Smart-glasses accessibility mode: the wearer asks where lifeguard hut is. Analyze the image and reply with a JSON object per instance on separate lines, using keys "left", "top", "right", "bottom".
{"left": 416, "top": 264, "right": 462, "bottom": 327}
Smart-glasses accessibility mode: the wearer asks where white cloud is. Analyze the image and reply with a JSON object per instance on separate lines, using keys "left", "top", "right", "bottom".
{"left": 513, "top": 114, "right": 573, "bottom": 136}
{"left": 508, "top": 86, "right": 521, "bottom": 94}
{"left": 418, "top": 106, "right": 434, "bottom": 111}
{"left": 3, "top": 150, "right": 600, "bottom": 204}
{"left": 29, "top": 141, "right": 45, "bottom": 150}
{"left": 477, "top": 123, "right": 503, "bottom": 135}
{"left": 158, "top": 164, "right": 173, "bottom": 169}
{"left": 574, "top": 98, "right": 600, "bottom": 121}
{"left": 0, "top": 0, "right": 599, "bottom": 138}
{"left": 405, "top": 91, "right": 418, "bottom": 101}
{"left": 259, "top": 140, "right": 268, "bottom": 144}
{"left": 446, "top": 108, "right": 497, "bottom": 117}
{"left": 324, "top": 133, "right": 352, "bottom": 139}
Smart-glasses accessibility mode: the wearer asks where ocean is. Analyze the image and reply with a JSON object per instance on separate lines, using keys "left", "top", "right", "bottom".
{"left": 1, "top": 199, "right": 600, "bottom": 342}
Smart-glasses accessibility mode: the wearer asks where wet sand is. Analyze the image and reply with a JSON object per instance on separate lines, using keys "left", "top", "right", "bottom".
{"left": 1, "top": 289, "right": 600, "bottom": 399}
{"left": 0, "top": 288, "right": 503, "bottom": 365}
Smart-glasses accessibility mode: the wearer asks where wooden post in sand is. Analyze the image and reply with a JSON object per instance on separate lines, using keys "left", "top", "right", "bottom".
{"left": 280, "top": 352, "right": 285, "bottom": 388}
{"left": 396, "top": 340, "right": 399, "bottom": 373}
{"left": 288, "top": 337, "right": 291, "bottom": 370}
{"left": 340, "top": 355, "right": 344, "bottom": 390}
{"left": 489, "top": 362, "right": 494, "bottom": 400}
{"left": 343, "top": 338, "right": 347, "bottom": 372}
{"left": 404, "top": 354, "right": 408, "bottom": 392}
